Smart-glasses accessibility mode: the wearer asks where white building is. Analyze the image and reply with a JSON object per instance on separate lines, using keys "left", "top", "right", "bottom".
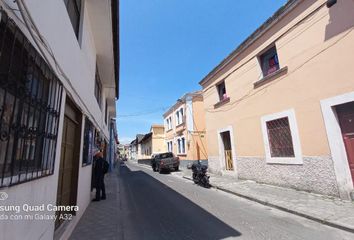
{"left": 0, "top": 0, "right": 119, "bottom": 239}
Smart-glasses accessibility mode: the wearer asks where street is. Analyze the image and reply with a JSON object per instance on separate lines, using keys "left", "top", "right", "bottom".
{"left": 71, "top": 162, "right": 354, "bottom": 240}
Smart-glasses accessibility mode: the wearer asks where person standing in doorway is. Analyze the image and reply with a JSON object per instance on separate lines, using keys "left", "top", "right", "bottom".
{"left": 92, "top": 151, "right": 106, "bottom": 201}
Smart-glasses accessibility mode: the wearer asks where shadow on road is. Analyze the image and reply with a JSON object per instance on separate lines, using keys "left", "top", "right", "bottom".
{"left": 120, "top": 165, "right": 241, "bottom": 240}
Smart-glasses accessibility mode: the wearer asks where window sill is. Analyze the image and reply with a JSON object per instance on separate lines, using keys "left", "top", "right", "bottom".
{"left": 166, "top": 128, "right": 173, "bottom": 133}
{"left": 176, "top": 122, "right": 185, "bottom": 127}
{"left": 82, "top": 162, "right": 92, "bottom": 167}
{"left": 214, "top": 97, "right": 230, "bottom": 109}
{"left": 177, "top": 153, "right": 187, "bottom": 156}
{"left": 266, "top": 156, "right": 303, "bottom": 165}
{"left": 254, "top": 66, "right": 288, "bottom": 88}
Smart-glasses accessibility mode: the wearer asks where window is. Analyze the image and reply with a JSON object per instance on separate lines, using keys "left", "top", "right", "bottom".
{"left": 175, "top": 108, "right": 184, "bottom": 125}
{"left": 217, "top": 81, "right": 228, "bottom": 102}
{"left": 261, "top": 109, "right": 302, "bottom": 164}
{"left": 177, "top": 137, "right": 186, "bottom": 155}
{"left": 167, "top": 141, "right": 173, "bottom": 152}
{"left": 259, "top": 46, "right": 280, "bottom": 77}
{"left": 104, "top": 99, "right": 108, "bottom": 125}
{"left": 82, "top": 118, "right": 94, "bottom": 166}
{"left": 94, "top": 66, "right": 102, "bottom": 107}
{"left": 64, "top": 0, "right": 82, "bottom": 38}
{"left": 0, "top": 13, "right": 63, "bottom": 187}
{"left": 166, "top": 116, "right": 172, "bottom": 131}
{"left": 266, "top": 117, "right": 294, "bottom": 157}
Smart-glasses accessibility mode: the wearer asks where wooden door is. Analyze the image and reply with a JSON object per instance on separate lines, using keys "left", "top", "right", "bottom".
{"left": 55, "top": 100, "right": 81, "bottom": 229}
{"left": 221, "top": 131, "right": 233, "bottom": 171}
{"left": 336, "top": 102, "right": 354, "bottom": 185}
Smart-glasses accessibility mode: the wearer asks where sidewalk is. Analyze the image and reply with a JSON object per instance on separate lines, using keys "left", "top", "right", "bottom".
{"left": 181, "top": 170, "right": 354, "bottom": 233}
{"left": 69, "top": 170, "right": 122, "bottom": 240}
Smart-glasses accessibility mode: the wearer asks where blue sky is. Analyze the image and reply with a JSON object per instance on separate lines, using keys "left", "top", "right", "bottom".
{"left": 117, "top": 0, "right": 287, "bottom": 144}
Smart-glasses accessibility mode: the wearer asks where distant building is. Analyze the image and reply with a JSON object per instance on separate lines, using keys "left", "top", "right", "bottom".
{"left": 199, "top": 0, "right": 354, "bottom": 200}
{"left": 129, "top": 134, "right": 144, "bottom": 161}
{"left": 163, "top": 91, "right": 208, "bottom": 168}
{"left": 139, "top": 125, "right": 165, "bottom": 159}
{"left": 117, "top": 144, "right": 129, "bottom": 158}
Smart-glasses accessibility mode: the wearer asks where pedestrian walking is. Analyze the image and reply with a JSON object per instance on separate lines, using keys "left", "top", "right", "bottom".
{"left": 92, "top": 150, "right": 108, "bottom": 201}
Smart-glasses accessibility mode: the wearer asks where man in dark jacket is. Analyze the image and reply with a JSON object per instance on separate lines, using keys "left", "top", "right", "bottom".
{"left": 93, "top": 151, "right": 106, "bottom": 201}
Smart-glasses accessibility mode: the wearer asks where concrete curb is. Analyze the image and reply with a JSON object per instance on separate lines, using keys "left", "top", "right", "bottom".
{"left": 182, "top": 176, "right": 354, "bottom": 233}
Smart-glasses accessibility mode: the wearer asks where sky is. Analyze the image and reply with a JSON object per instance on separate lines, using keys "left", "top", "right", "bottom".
{"left": 117, "top": 0, "right": 287, "bottom": 144}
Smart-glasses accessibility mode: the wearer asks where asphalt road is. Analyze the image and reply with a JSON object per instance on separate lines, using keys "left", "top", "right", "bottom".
{"left": 116, "top": 162, "right": 353, "bottom": 240}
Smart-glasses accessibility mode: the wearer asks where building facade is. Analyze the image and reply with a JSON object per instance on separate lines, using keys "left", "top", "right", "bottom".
{"left": 163, "top": 91, "right": 208, "bottom": 168}
{"left": 139, "top": 133, "right": 153, "bottom": 159}
{"left": 139, "top": 125, "right": 166, "bottom": 160}
{"left": 199, "top": 0, "right": 354, "bottom": 199}
{"left": 129, "top": 134, "right": 144, "bottom": 161}
{"left": 0, "top": 0, "right": 119, "bottom": 239}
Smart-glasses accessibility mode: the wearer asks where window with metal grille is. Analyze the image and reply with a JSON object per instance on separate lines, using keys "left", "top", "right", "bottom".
{"left": 63, "top": 0, "right": 82, "bottom": 38}
{"left": 266, "top": 117, "right": 295, "bottom": 157}
{"left": 82, "top": 117, "right": 93, "bottom": 166}
{"left": 0, "top": 13, "right": 63, "bottom": 187}
{"left": 94, "top": 66, "right": 102, "bottom": 107}
{"left": 259, "top": 46, "right": 280, "bottom": 77}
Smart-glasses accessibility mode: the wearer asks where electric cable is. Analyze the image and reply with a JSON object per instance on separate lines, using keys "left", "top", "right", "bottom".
{"left": 117, "top": 106, "right": 169, "bottom": 118}
{"left": 185, "top": 101, "right": 208, "bottom": 158}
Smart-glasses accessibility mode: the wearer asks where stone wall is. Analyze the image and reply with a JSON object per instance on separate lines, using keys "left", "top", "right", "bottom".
{"left": 237, "top": 156, "right": 340, "bottom": 197}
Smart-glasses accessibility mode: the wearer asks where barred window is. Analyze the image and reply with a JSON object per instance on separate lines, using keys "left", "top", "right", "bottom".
{"left": 82, "top": 118, "right": 94, "bottom": 166}
{"left": 0, "top": 13, "right": 63, "bottom": 187}
{"left": 266, "top": 117, "right": 295, "bottom": 157}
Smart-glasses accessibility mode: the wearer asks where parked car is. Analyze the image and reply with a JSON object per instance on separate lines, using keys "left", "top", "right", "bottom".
{"left": 151, "top": 152, "right": 179, "bottom": 173}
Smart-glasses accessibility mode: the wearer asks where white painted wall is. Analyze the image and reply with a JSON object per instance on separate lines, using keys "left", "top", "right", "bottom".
{"left": 0, "top": 0, "right": 116, "bottom": 239}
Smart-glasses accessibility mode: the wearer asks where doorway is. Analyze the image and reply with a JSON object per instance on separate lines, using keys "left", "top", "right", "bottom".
{"left": 220, "top": 131, "right": 233, "bottom": 171}
{"left": 55, "top": 98, "right": 81, "bottom": 229}
{"left": 336, "top": 102, "right": 354, "bottom": 185}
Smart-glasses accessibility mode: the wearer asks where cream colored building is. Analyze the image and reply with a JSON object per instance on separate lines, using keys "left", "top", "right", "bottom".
{"left": 139, "top": 125, "right": 166, "bottom": 159}
{"left": 163, "top": 91, "right": 208, "bottom": 167}
{"left": 200, "top": 0, "right": 354, "bottom": 200}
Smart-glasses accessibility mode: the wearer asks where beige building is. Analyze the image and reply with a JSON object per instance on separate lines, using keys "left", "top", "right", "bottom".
{"left": 163, "top": 91, "right": 208, "bottom": 167}
{"left": 199, "top": 0, "right": 354, "bottom": 200}
{"left": 139, "top": 125, "right": 166, "bottom": 159}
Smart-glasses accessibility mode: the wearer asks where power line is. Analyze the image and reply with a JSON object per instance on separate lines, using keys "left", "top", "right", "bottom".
{"left": 186, "top": 102, "right": 208, "bottom": 158}
{"left": 117, "top": 106, "right": 169, "bottom": 118}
